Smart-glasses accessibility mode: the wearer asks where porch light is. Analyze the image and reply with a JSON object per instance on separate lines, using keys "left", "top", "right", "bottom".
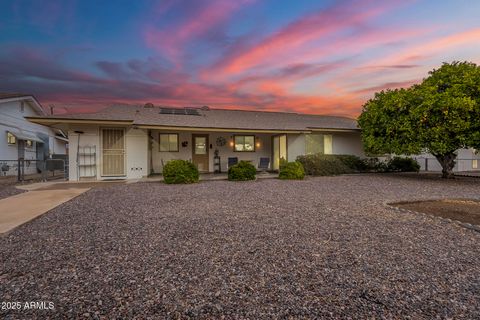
{"left": 229, "top": 140, "right": 234, "bottom": 147}
{"left": 255, "top": 137, "right": 261, "bottom": 148}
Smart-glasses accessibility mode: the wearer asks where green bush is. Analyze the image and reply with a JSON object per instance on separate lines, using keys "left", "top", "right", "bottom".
{"left": 296, "top": 154, "right": 353, "bottom": 176}
{"left": 279, "top": 161, "right": 305, "bottom": 180}
{"left": 334, "top": 155, "right": 369, "bottom": 171}
{"left": 279, "top": 157, "right": 288, "bottom": 170}
{"left": 386, "top": 156, "right": 420, "bottom": 172}
{"left": 364, "top": 157, "right": 388, "bottom": 172}
{"left": 163, "top": 160, "right": 199, "bottom": 184}
{"left": 228, "top": 161, "right": 256, "bottom": 181}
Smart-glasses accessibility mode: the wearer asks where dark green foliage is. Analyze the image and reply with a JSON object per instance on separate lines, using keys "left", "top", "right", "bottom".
{"left": 228, "top": 160, "right": 256, "bottom": 181}
{"left": 163, "top": 160, "right": 199, "bottom": 184}
{"left": 279, "top": 157, "right": 288, "bottom": 170}
{"left": 296, "top": 154, "right": 354, "bottom": 176}
{"left": 363, "top": 157, "right": 388, "bottom": 172}
{"left": 359, "top": 61, "right": 480, "bottom": 178}
{"left": 334, "top": 155, "right": 369, "bottom": 171}
{"left": 387, "top": 157, "right": 420, "bottom": 172}
{"left": 279, "top": 161, "right": 305, "bottom": 180}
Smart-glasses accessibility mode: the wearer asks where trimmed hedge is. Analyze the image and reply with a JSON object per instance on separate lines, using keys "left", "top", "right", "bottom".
{"left": 386, "top": 156, "right": 420, "bottom": 172}
{"left": 334, "top": 155, "right": 369, "bottom": 171}
{"left": 228, "top": 161, "right": 256, "bottom": 181}
{"left": 296, "top": 154, "right": 354, "bottom": 176}
{"left": 163, "top": 160, "right": 199, "bottom": 184}
{"left": 279, "top": 161, "right": 305, "bottom": 180}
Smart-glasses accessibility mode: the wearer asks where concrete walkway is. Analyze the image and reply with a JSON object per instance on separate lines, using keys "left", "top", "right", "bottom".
{"left": 0, "top": 187, "right": 89, "bottom": 234}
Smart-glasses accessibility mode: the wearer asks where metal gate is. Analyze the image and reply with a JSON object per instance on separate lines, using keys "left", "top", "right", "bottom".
{"left": 101, "top": 128, "right": 126, "bottom": 176}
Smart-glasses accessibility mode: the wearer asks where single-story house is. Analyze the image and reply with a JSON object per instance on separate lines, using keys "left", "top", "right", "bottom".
{"left": 26, "top": 104, "right": 364, "bottom": 181}
{"left": 0, "top": 93, "right": 67, "bottom": 177}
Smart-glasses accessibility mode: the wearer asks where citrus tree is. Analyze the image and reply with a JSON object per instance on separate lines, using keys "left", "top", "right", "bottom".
{"left": 358, "top": 61, "right": 480, "bottom": 178}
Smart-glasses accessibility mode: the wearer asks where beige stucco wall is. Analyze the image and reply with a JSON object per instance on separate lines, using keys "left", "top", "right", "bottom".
{"left": 287, "top": 134, "right": 305, "bottom": 161}
{"left": 331, "top": 132, "right": 365, "bottom": 157}
{"left": 68, "top": 125, "right": 148, "bottom": 181}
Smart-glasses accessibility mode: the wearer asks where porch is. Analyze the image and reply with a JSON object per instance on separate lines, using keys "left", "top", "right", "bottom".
{"left": 143, "top": 172, "right": 279, "bottom": 182}
{"left": 148, "top": 129, "right": 290, "bottom": 174}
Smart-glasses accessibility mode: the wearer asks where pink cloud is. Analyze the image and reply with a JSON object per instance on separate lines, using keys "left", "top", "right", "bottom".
{"left": 144, "top": 0, "right": 255, "bottom": 65}
{"left": 209, "top": 0, "right": 408, "bottom": 76}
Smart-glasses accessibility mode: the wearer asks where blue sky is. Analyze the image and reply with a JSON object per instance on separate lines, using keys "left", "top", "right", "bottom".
{"left": 0, "top": 0, "right": 479, "bottom": 116}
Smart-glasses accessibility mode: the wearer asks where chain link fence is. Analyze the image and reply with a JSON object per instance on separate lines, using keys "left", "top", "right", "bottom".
{"left": 0, "top": 158, "right": 68, "bottom": 182}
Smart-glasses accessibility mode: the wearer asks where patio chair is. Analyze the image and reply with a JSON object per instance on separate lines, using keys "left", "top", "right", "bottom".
{"left": 228, "top": 157, "right": 238, "bottom": 169}
{"left": 258, "top": 157, "right": 270, "bottom": 173}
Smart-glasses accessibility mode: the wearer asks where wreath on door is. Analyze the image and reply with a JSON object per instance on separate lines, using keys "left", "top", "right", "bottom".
{"left": 216, "top": 136, "right": 226, "bottom": 147}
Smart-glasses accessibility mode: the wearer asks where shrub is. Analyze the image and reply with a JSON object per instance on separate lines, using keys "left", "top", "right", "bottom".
{"left": 334, "top": 155, "right": 369, "bottom": 171}
{"left": 363, "top": 157, "right": 388, "bottom": 172}
{"left": 228, "top": 160, "right": 256, "bottom": 181}
{"left": 296, "top": 154, "right": 353, "bottom": 176}
{"left": 163, "top": 160, "right": 199, "bottom": 184}
{"left": 279, "top": 157, "right": 288, "bottom": 170}
{"left": 386, "top": 156, "right": 420, "bottom": 172}
{"left": 279, "top": 161, "right": 305, "bottom": 180}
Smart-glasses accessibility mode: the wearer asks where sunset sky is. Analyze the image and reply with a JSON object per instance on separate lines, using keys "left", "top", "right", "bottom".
{"left": 1, "top": 0, "right": 479, "bottom": 117}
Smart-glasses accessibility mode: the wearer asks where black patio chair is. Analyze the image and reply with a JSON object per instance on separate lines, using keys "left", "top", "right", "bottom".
{"left": 228, "top": 157, "right": 238, "bottom": 168}
{"left": 258, "top": 157, "right": 270, "bottom": 173}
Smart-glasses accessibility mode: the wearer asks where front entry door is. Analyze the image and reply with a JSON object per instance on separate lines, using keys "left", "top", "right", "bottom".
{"left": 192, "top": 134, "right": 209, "bottom": 172}
{"left": 102, "top": 128, "right": 125, "bottom": 176}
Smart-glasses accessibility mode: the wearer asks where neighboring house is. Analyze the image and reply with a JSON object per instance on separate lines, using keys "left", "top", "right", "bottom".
{"left": 0, "top": 93, "right": 67, "bottom": 176}
{"left": 413, "top": 149, "right": 480, "bottom": 173}
{"left": 26, "top": 104, "right": 364, "bottom": 181}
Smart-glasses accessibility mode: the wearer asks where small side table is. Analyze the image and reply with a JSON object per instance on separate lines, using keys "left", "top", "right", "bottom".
{"left": 214, "top": 155, "right": 221, "bottom": 173}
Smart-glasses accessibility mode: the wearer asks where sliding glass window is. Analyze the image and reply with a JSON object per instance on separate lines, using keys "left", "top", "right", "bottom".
{"left": 305, "top": 134, "right": 332, "bottom": 155}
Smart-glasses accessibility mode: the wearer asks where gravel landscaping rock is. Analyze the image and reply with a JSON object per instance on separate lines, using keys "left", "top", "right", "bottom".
{"left": 0, "top": 183, "right": 25, "bottom": 200}
{"left": 0, "top": 174, "right": 479, "bottom": 319}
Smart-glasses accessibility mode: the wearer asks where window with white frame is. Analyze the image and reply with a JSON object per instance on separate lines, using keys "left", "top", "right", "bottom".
{"left": 7, "top": 132, "right": 16, "bottom": 145}
{"left": 234, "top": 135, "right": 255, "bottom": 152}
{"left": 305, "top": 134, "right": 333, "bottom": 155}
{"left": 159, "top": 133, "right": 178, "bottom": 152}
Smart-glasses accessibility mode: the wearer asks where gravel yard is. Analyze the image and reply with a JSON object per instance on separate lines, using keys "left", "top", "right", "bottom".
{"left": 0, "top": 183, "right": 25, "bottom": 200}
{"left": 1, "top": 174, "right": 479, "bottom": 319}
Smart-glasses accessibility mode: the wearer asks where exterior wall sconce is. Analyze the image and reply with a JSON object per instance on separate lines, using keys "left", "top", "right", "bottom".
{"left": 255, "top": 137, "right": 261, "bottom": 148}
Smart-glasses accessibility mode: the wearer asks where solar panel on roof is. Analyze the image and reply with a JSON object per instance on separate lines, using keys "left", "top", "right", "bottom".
{"left": 185, "top": 108, "right": 200, "bottom": 115}
{"left": 159, "top": 107, "right": 200, "bottom": 116}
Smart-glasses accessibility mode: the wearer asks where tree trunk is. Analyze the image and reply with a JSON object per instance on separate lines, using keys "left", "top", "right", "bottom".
{"left": 434, "top": 152, "right": 457, "bottom": 179}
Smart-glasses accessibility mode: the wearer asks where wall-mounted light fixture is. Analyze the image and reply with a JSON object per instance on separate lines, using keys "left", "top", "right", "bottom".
{"left": 255, "top": 137, "right": 261, "bottom": 148}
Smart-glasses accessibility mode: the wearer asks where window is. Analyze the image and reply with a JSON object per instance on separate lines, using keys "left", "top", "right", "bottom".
{"left": 25, "top": 140, "right": 33, "bottom": 148}
{"left": 473, "top": 159, "right": 478, "bottom": 169}
{"left": 20, "top": 101, "right": 25, "bottom": 113}
{"left": 159, "top": 133, "right": 178, "bottom": 152}
{"left": 234, "top": 135, "right": 255, "bottom": 152}
{"left": 305, "top": 134, "right": 332, "bottom": 155}
{"left": 7, "top": 132, "right": 16, "bottom": 145}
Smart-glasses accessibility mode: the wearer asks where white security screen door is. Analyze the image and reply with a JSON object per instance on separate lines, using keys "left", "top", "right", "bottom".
{"left": 102, "top": 128, "right": 125, "bottom": 176}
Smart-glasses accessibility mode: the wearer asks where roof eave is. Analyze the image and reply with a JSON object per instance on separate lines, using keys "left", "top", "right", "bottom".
{"left": 25, "top": 117, "right": 134, "bottom": 125}
{"left": 135, "top": 124, "right": 307, "bottom": 134}
{"left": 308, "top": 127, "right": 361, "bottom": 132}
